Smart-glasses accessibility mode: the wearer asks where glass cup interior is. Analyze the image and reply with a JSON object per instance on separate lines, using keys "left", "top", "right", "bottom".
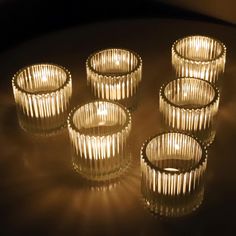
{"left": 16, "top": 64, "right": 68, "bottom": 93}
{"left": 89, "top": 49, "right": 139, "bottom": 75}
{"left": 164, "top": 78, "right": 216, "bottom": 109}
{"left": 72, "top": 101, "right": 128, "bottom": 136}
{"left": 174, "top": 36, "right": 224, "bottom": 61}
{"left": 145, "top": 133, "right": 202, "bottom": 172}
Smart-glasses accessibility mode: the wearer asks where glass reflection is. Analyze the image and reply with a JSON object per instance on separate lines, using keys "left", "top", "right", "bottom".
{"left": 87, "top": 179, "right": 121, "bottom": 192}
{"left": 141, "top": 181, "right": 204, "bottom": 218}
{"left": 16, "top": 109, "right": 68, "bottom": 136}
{"left": 160, "top": 119, "right": 217, "bottom": 147}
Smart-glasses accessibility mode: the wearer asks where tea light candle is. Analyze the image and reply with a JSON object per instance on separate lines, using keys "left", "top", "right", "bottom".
{"left": 172, "top": 35, "right": 226, "bottom": 84}
{"left": 12, "top": 64, "right": 72, "bottom": 134}
{"left": 86, "top": 48, "right": 142, "bottom": 108}
{"left": 159, "top": 77, "right": 220, "bottom": 145}
{"left": 140, "top": 132, "right": 207, "bottom": 197}
{"left": 67, "top": 100, "right": 131, "bottom": 181}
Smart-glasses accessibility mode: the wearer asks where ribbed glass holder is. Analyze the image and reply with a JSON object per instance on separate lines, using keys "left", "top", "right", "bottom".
{"left": 172, "top": 35, "right": 226, "bottom": 84}
{"left": 12, "top": 64, "right": 72, "bottom": 134}
{"left": 86, "top": 48, "right": 142, "bottom": 109}
{"left": 140, "top": 132, "right": 207, "bottom": 197}
{"left": 159, "top": 77, "right": 220, "bottom": 145}
{"left": 68, "top": 100, "right": 131, "bottom": 181}
{"left": 142, "top": 181, "right": 204, "bottom": 217}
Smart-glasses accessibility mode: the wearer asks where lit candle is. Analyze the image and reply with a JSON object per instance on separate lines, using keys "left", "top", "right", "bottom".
{"left": 159, "top": 77, "right": 219, "bottom": 145}
{"left": 12, "top": 63, "right": 72, "bottom": 134}
{"left": 140, "top": 132, "right": 207, "bottom": 216}
{"left": 67, "top": 100, "right": 131, "bottom": 181}
{"left": 86, "top": 48, "right": 142, "bottom": 109}
{"left": 172, "top": 35, "right": 226, "bottom": 84}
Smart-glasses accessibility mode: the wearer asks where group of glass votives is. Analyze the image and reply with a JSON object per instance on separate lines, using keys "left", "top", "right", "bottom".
{"left": 12, "top": 35, "right": 226, "bottom": 217}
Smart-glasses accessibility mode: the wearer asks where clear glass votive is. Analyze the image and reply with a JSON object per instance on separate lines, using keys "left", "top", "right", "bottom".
{"left": 159, "top": 77, "right": 220, "bottom": 145}
{"left": 172, "top": 35, "right": 226, "bottom": 84}
{"left": 141, "top": 132, "right": 207, "bottom": 196}
{"left": 12, "top": 63, "right": 72, "bottom": 135}
{"left": 86, "top": 48, "right": 142, "bottom": 109}
{"left": 67, "top": 100, "right": 131, "bottom": 181}
{"left": 140, "top": 132, "right": 207, "bottom": 216}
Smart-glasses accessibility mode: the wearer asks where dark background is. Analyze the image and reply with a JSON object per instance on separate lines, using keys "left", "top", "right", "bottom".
{"left": 1, "top": 0, "right": 235, "bottom": 53}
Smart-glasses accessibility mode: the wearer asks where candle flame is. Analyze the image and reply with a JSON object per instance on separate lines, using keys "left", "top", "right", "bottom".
{"left": 175, "top": 144, "right": 180, "bottom": 150}
{"left": 42, "top": 75, "right": 47, "bottom": 82}
{"left": 164, "top": 167, "right": 179, "bottom": 172}
{"left": 97, "top": 108, "right": 108, "bottom": 116}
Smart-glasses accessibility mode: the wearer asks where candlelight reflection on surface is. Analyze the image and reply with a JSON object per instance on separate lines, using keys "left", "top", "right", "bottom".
{"left": 172, "top": 35, "right": 226, "bottom": 84}
{"left": 68, "top": 100, "right": 131, "bottom": 181}
{"left": 159, "top": 77, "right": 219, "bottom": 146}
{"left": 12, "top": 64, "right": 72, "bottom": 135}
{"left": 86, "top": 48, "right": 142, "bottom": 109}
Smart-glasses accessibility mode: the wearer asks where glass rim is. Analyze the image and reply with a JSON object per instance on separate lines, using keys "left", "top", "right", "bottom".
{"left": 67, "top": 99, "right": 132, "bottom": 137}
{"left": 141, "top": 131, "right": 208, "bottom": 175}
{"left": 172, "top": 35, "right": 226, "bottom": 63}
{"left": 159, "top": 77, "right": 220, "bottom": 110}
{"left": 86, "top": 47, "right": 142, "bottom": 77}
{"left": 12, "top": 63, "right": 72, "bottom": 96}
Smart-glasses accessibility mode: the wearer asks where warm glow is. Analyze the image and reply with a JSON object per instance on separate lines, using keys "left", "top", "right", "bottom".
{"left": 164, "top": 167, "right": 179, "bottom": 172}
{"left": 141, "top": 132, "right": 207, "bottom": 196}
{"left": 97, "top": 108, "right": 108, "bottom": 116}
{"left": 174, "top": 144, "right": 180, "bottom": 150}
{"left": 12, "top": 64, "right": 72, "bottom": 133}
{"left": 86, "top": 48, "right": 142, "bottom": 100}
{"left": 115, "top": 60, "right": 120, "bottom": 66}
{"left": 68, "top": 101, "right": 131, "bottom": 181}
{"left": 42, "top": 74, "right": 47, "bottom": 82}
{"left": 195, "top": 41, "right": 200, "bottom": 51}
{"left": 172, "top": 35, "right": 226, "bottom": 84}
{"left": 160, "top": 77, "right": 219, "bottom": 138}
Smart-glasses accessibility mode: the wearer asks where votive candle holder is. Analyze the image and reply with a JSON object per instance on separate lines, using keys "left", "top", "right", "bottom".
{"left": 141, "top": 132, "right": 207, "bottom": 216}
{"left": 86, "top": 48, "right": 142, "bottom": 109}
{"left": 172, "top": 35, "right": 226, "bottom": 84}
{"left": 159, "top": 77, "right": 220, "bottom": 145}
{"left": 141, "top": 132, "right": 207, "bottom": 196}
{"left": 12, "top": 63, "right": 72, "bottom": 134}
{"left": 67, "top": 100, "right": 131, "bottom": 181}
